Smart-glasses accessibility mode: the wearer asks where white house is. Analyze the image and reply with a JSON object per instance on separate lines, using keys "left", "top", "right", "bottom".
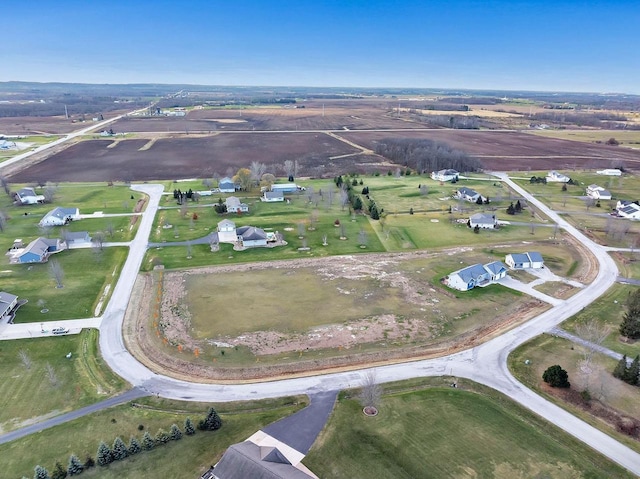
{"left": 455, "top": 187, "right": 483, "bottom": 203}
{"left": 261, "top": 191, "right": 285, "bottom": 202}
{"left": 597, "top": 168, "right": 622, "bottom": 176}
{"left": 0, "top": 291, "right": 18, "bottom": 321}
{"left": 586, "top": 184, "right": 612, "bottom": 200}
{"left": 236, "top": 226, "right": 268, "bottom": 247}
{"left": 217, "top": 219, "right": 237, "bottom": 243}
{"left": 271, "top": 183, "right": 305, "bottom": 193}
{"left": 225, "top": 196, "right": 249, "bottom": 214}
{"left": 444, "top": 262, "right": 507, "bottom": 291}
{"left": 505, "top": 252, "right": 544, "bottom": 270}
{"left": 218, "top": 177, "right": 236, "bottom": 193}
{"left": 430, "top": 169, "right": 459, "bottom": 182}
{"left": 618, "top": 203, "right": 640, "bottom": 220}
{"left": 39, "top": 207, "right": 80, "bottom": 227}
{"left": 469, "top": 213, "right": 498, "bottom": 229}
{"left": 15, "top": 187, "right": 45, "bottom": 205}
{"left": 546, "top": 170, "right": 571, "bottom": 183}
{"left": 63, "top": 231, "right": 91, "bottom": 245}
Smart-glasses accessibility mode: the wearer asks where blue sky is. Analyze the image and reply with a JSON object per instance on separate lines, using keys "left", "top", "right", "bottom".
{"left": 4, "top": 0, "right": 639, "bottom": 93}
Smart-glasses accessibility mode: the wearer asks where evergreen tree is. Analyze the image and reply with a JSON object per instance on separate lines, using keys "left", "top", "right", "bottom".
{"left": 198, "top": 407, "right": 223, "bottom": 431}
{"left": 613, "top": 355, "right": 629, "bottom": 380}
{"left": 184, "top": 417, "right": 196, "bottom": 436}
{"left": 474, "top": 225, "right": 480, "bottom": 234}
{"left": 155, "top": 428, "right": 170, "bottom": 444}
{"left": 626, "top": 355, "right": 640, "bottom": 386}
{"left": 51, "top": 462, "right": 67, "bottom": 479}
{"left": 112, "top": 437, "right": 128, "bottom": 461}
{"left": 476, "top": 196, "right": 483, "bottom": 205}
{"left": 142, "top": 431, "right": 155, "bottom": 450}
{"left": 515, "top": 200, "right": 522, "bottom": 212}
{"left": 170, "top": 424, "right": 183, "bottom": 441}
{"left": 96, "top": 441, "right": 112, "bottom": 466}
{"left": 370, "top": 203, "right": 380, "bottom": 220}
{"left": 542, "top": 365, "right": 570, "bottom": 388}
{"left": 67, "top": 455, "right": 83, "bottom": 476}
{"left": 506, "top": 203, "right": 515, "bottom": 215}
{"left": 620, "top": 289, "right": 640, "bottom": 339}
{"left": 34, "top": 465, "right": 51, "bottom": 479}
{"left": 128, "top": 436, "right": 142, "bottom": 455}
{"left": 352, "top": 196, "right": 363, "bottom": 211}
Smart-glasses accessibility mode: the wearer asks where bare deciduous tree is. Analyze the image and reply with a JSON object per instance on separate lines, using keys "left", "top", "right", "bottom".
{"left": 358, "top": 229, "right": 368, "bottom": 247}
{"left": 186, "top": 241, "right": 192, "bottom": 259}
{"left": 359, "top": 371, "right": 382, "bottom": 409}
{"left": 43, "top": 182, "right": 57, "bottom": 203}
{"left": 49, "top": 259, "right": 65, "bottom": 288}
{"left": 575, "top": 319, "right": 610, "bottom": 393}
{"left": 92, "top": 231, "right": 106, "bottom": 251}
{"left": 250, "top": 161, "right": 267, "bottom": 185}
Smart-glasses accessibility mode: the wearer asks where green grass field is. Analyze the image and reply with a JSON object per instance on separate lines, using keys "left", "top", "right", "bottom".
{"left": 509, "top": 334, "right": 640, "bottom": 454}
{"left": 0, "top": 330, "right": 127, "bottom": 434}
{"left": 2, "top": 247, "right": 127, "bottom": 322}
{"left": 1, "top": 395, "right": 305, "bottom": 479}
{"left": 0, "top": 136, "right": 62, "bottom": 162}
{"left": 304, "top": 380, "right": 632, "bottom": 478}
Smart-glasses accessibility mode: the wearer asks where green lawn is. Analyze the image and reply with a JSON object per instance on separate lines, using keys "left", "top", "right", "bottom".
{"left": 509, "top": 334, "right": 640, "bottom": 454}
{"left": 2, "top": 247, "right": 128, "bottom": 322}
{"left": 1, "top": 396, "right": 305, "bottom": 479}
{"left": 0, "top": 330, "right": 127, "bottom": 434}
{"left": 305, "top": 381, "right": 632, "bottom": 478}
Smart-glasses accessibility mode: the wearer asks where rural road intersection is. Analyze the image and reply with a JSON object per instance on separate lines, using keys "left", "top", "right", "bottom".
{"left": 1, "top": 139, "right": 639, "bottom": 473}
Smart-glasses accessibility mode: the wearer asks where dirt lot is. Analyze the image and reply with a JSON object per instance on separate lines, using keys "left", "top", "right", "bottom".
{"left": 341, "top": 130, "right": 640, "bottom": 171}
{"left": 8, "top": 133, "right": 361, "bottom": 182}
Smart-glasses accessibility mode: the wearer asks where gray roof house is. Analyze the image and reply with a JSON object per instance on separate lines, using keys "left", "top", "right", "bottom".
{"left": 262, "top": 191, "right": 285, "bottom": 202}
{"left": 8, "top": 237, "right": 65, "bottom": 264}
{"left": 469, "top": 213, "right": 497, "bottom": 229}
{"left": 236, "top": 226, "right": 268, "bottom": 247}
{"left": 39, "top": 207, "right": 80, "bottom": 227}
{"left": 505, "top": 252, "right": 544, "bottom": 269}
{"left": 218, "top": 177, "right": 236, "bottom": 193}
{"left": 225, "top": 196, "right": 249, "bottom": 213}
{"left": 63, "top": 231, "right": 91, "bottom": 245}
{"left": 15, "top": 187, "right": 45, "bottom": 205}
{"left": 0, "top": 291, "right": 18, "bottom": 321}
{"left": 455, "top": 187, "right": 483, "bottom": 203}
{"left": 445, "top": 261, "right": 508, "bottom": 291}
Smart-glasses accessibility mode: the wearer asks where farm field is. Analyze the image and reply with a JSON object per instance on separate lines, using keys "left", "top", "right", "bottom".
{"left": 304, "top": 380, "right": 632, "bottom": 478}
{"left": 341, "top": 130, "right": 640, "bottom": 171}
{"left": 0, "top": 395, "right": 305, "bottom": 479}
{"left": 0, "top": 330, "right": 127, "bottom": 434}
{"left": 509, "top": 334, "right": 640, "bottom": 454}
{"left": 528, "top": 129, "right": 640, "bottom": 149}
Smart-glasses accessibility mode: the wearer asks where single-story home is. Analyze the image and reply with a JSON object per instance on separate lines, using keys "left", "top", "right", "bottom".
{"left": 597, "top": 168, "right": 622, "bottom": 176}
{"left": 586, "top": 184, "right": 612, "bottom": 200}
{"left": 15, "top": 187, "right": 45, "bottom": 205}
{"left": 217, "top": 219, "right": 238, "bottom": 243}
{"left": 208, "top": 431, "right": 318, "bottom": 479}
{"left": 8, "top": 237, "right": 66, "bottom": 264}
{"left": 469, "top": 213, "right": 498, "bottom": 229}
{"left": 505, "top": 252, "right": 544, "bottom": 270}
{"left": 218, "top": 177, "right": 236, "bottom": 193}
{"left": 430, "top": 169, "right": 459, "bottom": 182}
{"left": 64, "top": 231, "right": 91, "bottom": 245}
{"left": 236, "top": 226, "right": 268, "bottom": 247}
{"left": 39, "top": 207, "right": 80, "bottom": 227}
{"left": 455, "top": 187, "right": 483, "bottom": 203}
{"left": 0, "top": 291, "right": 19, "bottom": 321}
{"left": 618, "top": 203, "right": 640, "bottom": 220}
{"left": 225, "top": 196, "right": 249, "bottom": 214}
{"left": 261, "top": 191, "right": 285, "bottom": 202}
{"left": 445, "top": 263, "right": 495, "bottom": 291}
{"left": 271, "top": 183, "right": 305, "bottom": 194}
{"left": 546, "top": 170, "right": 571, "bottom": 183}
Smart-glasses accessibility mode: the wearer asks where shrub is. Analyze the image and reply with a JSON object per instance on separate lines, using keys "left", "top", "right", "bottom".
{"left": 33, "top": 465, "right": 50, "bottom": 479}
{"left": 198, "top": 407, "right": 222, "bottom": 431}
{"left": 51, "top": 462, "right": 67, "bottom": 479}
{"left": 542, "top": 365, "right": 570, "bottom": 388}
{"left": 184, "top": 417, "right": 196, "bottom": 436}
{"left": 96, "top": 441, "right": 112, "bottom": 466}
{"left": 128, "top": 436, "right": 142, "bottom": 455}
{"left": 170, "top": 424, "right": 183, "bottom": 441}
{"left": 155, "top": 428, "right": 170, "bottom": 444}
{"left": 112, "top": 437, "right": 128, "bottom": 461}
{"left": 67, "top": 455, "right": 83, "bottom": 476}
{"left": 142, "top": 431, "right": 155, "bottom": 451}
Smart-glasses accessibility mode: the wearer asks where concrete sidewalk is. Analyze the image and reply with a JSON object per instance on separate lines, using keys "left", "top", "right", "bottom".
{"left": 0, "top": 318, "right": 101, "bottom": 341}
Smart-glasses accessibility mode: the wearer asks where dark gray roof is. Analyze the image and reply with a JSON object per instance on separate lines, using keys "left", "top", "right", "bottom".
{"left": 265, "top": 191, "right": 284, "bottom": 199}
{"left": 23, "top": 237, "right": 59, "bottom": 257}
{"left": 64, "top": 231, "right": 91, "bottom": 242}
{"left": 470, "top": 213, "right": 495, "bottom": 223}
{"left": 237, "top": 226, "right": 267, "bottom": 241}
{"left": 0, "top": 292, "right": 18, "bottom": 317}
{"left": 527, "top": 252, "right": 543, "bottom": 263}
{"left": 458, "top": 187, "right": 479, "bottom": 197}
{"left": 17, "top": 187, "right": 37, "bottom": 196}
{"left": 213, "top": 442, "right": 315, "bottom": 479}
{"left": 455, "top": 264, "right": 489, "bottom": 283}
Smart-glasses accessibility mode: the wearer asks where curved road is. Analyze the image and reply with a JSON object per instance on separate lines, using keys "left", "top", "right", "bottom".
{"left": 91, "top": 178, "right": 640, "bottom": 474}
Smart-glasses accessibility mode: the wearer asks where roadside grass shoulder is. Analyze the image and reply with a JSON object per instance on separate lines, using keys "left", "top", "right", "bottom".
{"left": 305, "top": 379, "right": 631, "bottom": 478}
{"left": 0, "top": 396, "right": 305, "bottom": 479}
{"left": 5, "top": 247, "right": 127, "bottom": 322}
{"left": 0, "top": 330, "right": 127, "bottom": 434}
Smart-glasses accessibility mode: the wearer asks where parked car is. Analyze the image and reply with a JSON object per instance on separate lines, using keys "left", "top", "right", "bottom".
{"left": 52, "top": 327, "right": 69, "bottom": 335}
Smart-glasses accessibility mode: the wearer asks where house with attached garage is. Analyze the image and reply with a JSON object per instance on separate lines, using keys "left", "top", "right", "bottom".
{"left": 15, "top": 187, "right": 45, "bottom": 205}
{"left": 261, "top": 190, "right": 285, "bottom": 202}
{"left": 430, "top": 169, "right": 459, "bottom": 182}
{"left": 586, "top": 184, "right": 612, "bottom": 200}
{"left": 546, "top": 170, "right": 571, "bottom": 183}
{"left": 617, "top": 202, "right": 640, "bottom": 220}
{"left": 217, "top": 219, "right": 238, "bottom": 243}
{"left": 236, "top": 226, "right": 268, "bottom": 248}
{"left": 0, "top": 292, "right": 19, "bottom": 322}
{"left": 8, "top": 237, "right": 66, "bottom": 264}
{"left": 505, "top": 251, "right": 544, "bottom": 270}
{"left": 469, "top": 213, "right": 498, "bottom": 229}
{"left": 597, "top": 168, "right": 622, "bottom": 176}
{"left": 454, "top": 187, "right": 484, "bottom": 203}
{"left": 218, "top": 177, "right": 237, "bottom": 193}
{"left": 444, "top": 261, "right": 508, "bottom": 291}
{"left": 39, "top": 207, "right": 80, "bottom": 227}
{"left": 63, "top": 231, "right": 91, "bottom": 246}
{"left": 225, "top": 196, "right": 249, "bottom": 214}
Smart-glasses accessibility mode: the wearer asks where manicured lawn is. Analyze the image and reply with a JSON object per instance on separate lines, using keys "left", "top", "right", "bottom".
{"left": 3, "top": 247, "right": 128, "bottom": 322}
{"left": 562, "top": 284, "right": 640, "bottom": 358}
{"left": 1, "top": 396, "right": 305, "bottom": 479}
{"left": 509, "top": 334, "right": 640, "bottom": 454}
{"left": 305, "top": 382, "right": 632, "bottom": 478}
{"left": 0, "top": 330, "right": 127, "bottom": 434}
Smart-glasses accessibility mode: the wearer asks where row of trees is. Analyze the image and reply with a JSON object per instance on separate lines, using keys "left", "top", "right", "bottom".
{"left": 374, "top": 138, "right": 482, "bottom": 175}
{"left": 613, "top": 355, "right": 640, "bottom": 386}
{"left": 29, "top": 409, "right": 221, "bottom": 479}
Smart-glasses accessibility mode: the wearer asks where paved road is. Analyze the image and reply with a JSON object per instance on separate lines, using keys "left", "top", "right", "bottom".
{"left": 0, "top": 388, "right": 148, "bottom": 445}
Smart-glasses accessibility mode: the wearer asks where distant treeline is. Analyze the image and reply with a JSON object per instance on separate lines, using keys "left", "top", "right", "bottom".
{"left": 374, "top": 138, "right": 483, "bottom": 174}
{"left": 0, "top": 97, "right": 148, "bottom": 118}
